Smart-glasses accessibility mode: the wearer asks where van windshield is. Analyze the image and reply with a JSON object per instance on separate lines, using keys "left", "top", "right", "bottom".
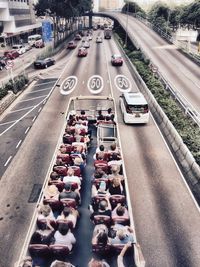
{"left": 127, "top": 104, "right": 148, "bottom": 113}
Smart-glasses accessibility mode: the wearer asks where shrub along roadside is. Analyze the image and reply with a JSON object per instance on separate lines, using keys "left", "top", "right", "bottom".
{"left": 114, "top": 26, "right": 200, "bottom": 166}
{"left": 0, "top": 74, "right": 29, "bottom": 100}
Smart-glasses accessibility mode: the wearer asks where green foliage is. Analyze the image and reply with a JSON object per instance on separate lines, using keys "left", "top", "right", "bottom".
{"left": 115, "top": 30, "right": 200, "bottom": 165}
{"left": 122, "top": 1, "right": 146, "bottom": 18}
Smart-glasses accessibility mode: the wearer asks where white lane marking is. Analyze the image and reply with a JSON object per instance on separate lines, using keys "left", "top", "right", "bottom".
{"left": 38, "top": 107, "right": 42, "bottom": 113}
{"left": 16, "top": 140, "right": 22, "bottom": 148}
{"left": 82, "top": 81, "right": 85, "bottom": 84}
{"left": 25, "top": 127, "right": 30, "bottom": 134}
{"left": 4, "top": 156, "right": 12, "bottom": 167}
{"left": 34, "top": 81, "right": 56, "bottom": 87}
{"left": 9, "top": 106, "right": 35, "bottom": 113}
{"left": 26, "top": 87, "right": 52, "bottom": 94}
{"left": 32, "top": 116, "right": 37, "bottom": 122}
{"left": 19, "top": 95, "right": 47, "bottom": 102}
{"left": 43, "top": 100, "right": 46, "bottom": 104}
{"left": 0, "top": 43, "right": 77, "bottom": 138}
{"left": 0, "top": 120, "right": 17, "bottom": 126}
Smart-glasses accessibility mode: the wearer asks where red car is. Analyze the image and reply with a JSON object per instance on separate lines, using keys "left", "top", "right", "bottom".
{"left": 4, "top": 50, "right": 20, "bottom": 59}
{"left": 67, "top": 41, "right": 77, "bottom": 49}
{"left": 78, "top": 47, "right": 87, "bottom": 57}
{"left": 35, "top": 40, "right": 45, "bottom": 48}
{"left": 111, "top": 54, "right": 123, "bottom": 66}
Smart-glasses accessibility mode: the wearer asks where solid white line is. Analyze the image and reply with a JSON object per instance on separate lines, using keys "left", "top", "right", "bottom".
{"left": 19, "top": 95, "right": 47, "bottom": 102}
{"left": 38, "top": 107, "right": 42, "bottom": 113}
{"left": 0, "top": 120, "right": 17, "bottom": 126}
{"left": 9, "top": 106, "right": 35, "bottom": 113}
{"left": 32, "top": 116, "right": 37, "bottom": 122}
{"left": 43, "top": 99, "right": 46, "bottom": 104}
{"left": 25, "top": 127, "right": 30, "bottom": 134}
{"left": 26, "top": 87, "right": 52, "bottom": 94}
{"left": 4, "top": 156, "right": 12, "bottom": 167}
{"left": 16, "top": 140, "right": 22, "bottom": 149}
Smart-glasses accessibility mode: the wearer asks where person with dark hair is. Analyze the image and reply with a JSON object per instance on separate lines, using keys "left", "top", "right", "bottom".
{"left": 112, "top": 203, "right": 130, "bottom": 222}
{"left": 108, "top": 177, "right": 123, "bottom": 195}
{"left": 57, "top": 206, "right": 79, "bottom": 228}
{"left": 97, "top": 110, "right": 105, "bottom": 121}
{"left": 53, "top": 223, "right": 76, "bottom": 251}
{"left": 90, "top": 197, "right": 112, "bottom": 221}
{"left": 59, "top": 183, "right": 80, "bottom": 204}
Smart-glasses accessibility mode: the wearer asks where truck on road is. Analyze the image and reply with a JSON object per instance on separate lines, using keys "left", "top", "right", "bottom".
{"left": 104, "top": 28, "right": 112, "bottom": 39}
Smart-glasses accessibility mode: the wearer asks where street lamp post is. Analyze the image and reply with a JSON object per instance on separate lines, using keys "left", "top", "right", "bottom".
{"left": 125, "top": 1, "right": 129, "bottom": 47}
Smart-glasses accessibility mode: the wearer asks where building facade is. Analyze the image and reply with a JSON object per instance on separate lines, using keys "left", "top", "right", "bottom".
{"left": 99, "top": 0, "right": 124, "bottom": 11}
{"left": 0, "top": 0, "right": 41, "bottom": 45}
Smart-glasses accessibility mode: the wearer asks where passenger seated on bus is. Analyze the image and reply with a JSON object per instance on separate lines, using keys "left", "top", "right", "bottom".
{"left": 77, "top": 110, "right": 88, "bottom": 121}
{"left": 93, "top": 144, "right": 106, "bottom": 160}
{"left": 112, "top": 204, "right": 129, "bottom": 221}
{"left": 44, "top": 185, "right": 59, "bottom": 200}
{"left": 92, "top": 231, "right": 109, "bottom": 249}
{"left": 72, "top": 155, "right": 85, "bottom": 173}
{"left": 50, "top": 171, "right": 62, "bottom": 181}
{"left": 53, "top": 223, "right": 76, "bottom": 251}
{"left": 65, "top": 125, "right": 76, "bottom": 135}
{"left": 108, "top": 177, "right": 123, "bottom": 195}
{"left": 88, "top": 258, "right": 110, "bottom": 267}
{"left": 107, "top": 153, "right": 123, "bottom": 174}
{"left": 62, "top": 168, "right": 81, "bottom": 188}
{"left": 108, "top": 165, "right": 124, "bottom": 182}
{"left": 96, "top": 110, "right": 105, "bottom": 121}
{"left": 55, "top": 157, "right": 65, "bottom": 166}
{"left": 110, "top": 225, "right": 134, "bottom": 245}
{"left": 37, "top": 204, "right": 55, "bottom": 221}
{"left": 59, "top": 183, "right": 80, "bottom": 205}
{"left": 30, "top": 220, "right": 55, "bottom": 245}
{"left": 90, "top": 198, "right": 112, "bottom": 220}
{"left": 92, "top": 181, "right": 110, "bottom": 197}
{"left": 117, "top": 242, "right": 132, "bottom": 267}
{"left": 18, "top": 256, "right": 33, "bottom": 267}
{"left": 57, "top": 206, "right": 79, "bottom": 228}
{"left": 50, "top": 260, "right": 76, "bottom": 267}
{"left": 94, "top": 156, "right": 108, "bottom": 173}
{"left": 67, "top": 113, "right": 77, "bottom": 126}
{"left": 105, "top": 108, "right": 113, "bottom": 121}
{"left": 108, "top": 143, "right": 120, "bottom": 155}
{"left": 94, "top": 167, "right": 108, "bottom": 179}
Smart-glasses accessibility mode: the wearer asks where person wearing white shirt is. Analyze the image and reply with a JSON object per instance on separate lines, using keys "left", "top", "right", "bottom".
{"left": 54, "top": 223, "right": 76, "bottom": 251}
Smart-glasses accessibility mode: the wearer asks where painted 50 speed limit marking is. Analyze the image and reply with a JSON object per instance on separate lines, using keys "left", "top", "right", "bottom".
{"left": 114, "top": 75, "right": 131, "bottom": 92}
{"left": 87, "top": 75, "right": 104, "bottom": 94}
{"left": 60, "top": 76, "right": 78, "bottom": 95}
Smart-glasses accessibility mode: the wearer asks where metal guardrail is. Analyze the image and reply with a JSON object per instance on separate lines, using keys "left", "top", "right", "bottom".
{"left": 117, "top": 12, "right": 200, "bottom": 127}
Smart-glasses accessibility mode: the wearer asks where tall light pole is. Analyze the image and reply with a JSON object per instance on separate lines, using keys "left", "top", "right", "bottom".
{"left": 125, "top": 1, "right": 129, "bottom": 47}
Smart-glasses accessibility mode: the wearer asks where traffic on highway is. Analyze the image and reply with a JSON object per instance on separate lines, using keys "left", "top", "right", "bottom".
{"left": 0, "top": 13, "right": 199, "bottom": 267}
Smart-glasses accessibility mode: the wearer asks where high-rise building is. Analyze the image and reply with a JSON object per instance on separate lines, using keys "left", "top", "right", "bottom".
{"left": 0, "top": 0, "right": 41, "bottom": 45}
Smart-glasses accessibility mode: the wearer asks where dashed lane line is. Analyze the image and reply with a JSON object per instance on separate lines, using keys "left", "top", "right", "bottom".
{"left": 19, "top": 95, "right": 47, "bottom": 102}
{"left": 16, "top": 140, "right": 22, "bottom": 149}
{"left": 32, "top": 116, "right": 37, "bottom": 122}
{"left": 38, "top": 107, "right": 42, "bottom": 113}
{"left": 25, "top": 127, "right": 30, "bottom": 134}
{"left": 4, "top": 156, "right": 12, "bottom": 167}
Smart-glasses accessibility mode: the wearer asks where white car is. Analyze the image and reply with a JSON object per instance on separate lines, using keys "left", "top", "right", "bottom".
{"left": 96, "top": 37, "right": 103, "bottom": 43}
{"left": 12, "top": 44, "right": 26, "bottom": 55}
{"left": 83, "top": 42, "right": 90, "bottom": 48}
{"left": 88, "top": 35, "right": 93, "bottom": 40}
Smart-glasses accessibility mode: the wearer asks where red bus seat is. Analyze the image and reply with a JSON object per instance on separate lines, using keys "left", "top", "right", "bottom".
{"left": 49, "top": 244, "right": 70, "bottom": 258}
{"left": 29, "top": 244, "right": 49, "bottom": 257}
{"left": 56, "top": 219, "right": 74, "bottom": 230}
{"left": 53, "top": 166, "right": 68, "bottom": 176}
{"left": 60, "top": 198, "right": 77, "bottom": 208}
{"left": 48, "top": 181, "right": 65, "bottom": 192}
{"left": 109, "top": 195, "right": 126, "bottom": 207}
{"left": 43, "top": 198, "right": 61, "bottom": 211}
{"left": 93, "top": 215, "right": 111, "bottom": 226}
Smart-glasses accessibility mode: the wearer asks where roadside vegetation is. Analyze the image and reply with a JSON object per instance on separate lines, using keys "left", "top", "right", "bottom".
{"left": 122, "top": 1, "right": 200, "bottom": 37}
{"left": 0, "top": 74, "right": 28, "bottom": 100}
{"left": 114, "top": 25, "right": 200, "bottom": 166}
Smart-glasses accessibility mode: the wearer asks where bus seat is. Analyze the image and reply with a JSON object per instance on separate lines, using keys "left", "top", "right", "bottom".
{"left": 37, "top": 218, "right": 57, "bottom": 229}
{"left": 43, "top": 198, "right": 61, "bottom": 212}
{"left": 93, "top": 215, "right": 111, "bottom": 226}
{"left": 109, "top": 195, "right": 126, "bottom": 207}
{"left": 92, "top": 243, "right": 111, "bottom": 254}
{"left": 49, "top": 244, "right": 70, "bottom": 259}
{"left": 28, "top": 244, "right": 49, "bottom": 257}
{"left": 92, "top": 195, "right": 107, "bottom": 206}
{"left": 94, "top": 161, "right": 108, "bottom": 173}
{"left": 49, "top": 181, "right": 65, "bottom": 192}
{"left": 57, "top": 154, "right": 72, "bottom": 165}
{"left": 93, "top": 178, "right": 109, "bottom": 188}
{"left": 53, "top": 166, "right": 68, "bottom": 176}
{"left": 56, "top": 219, "right": 74, "bottom": 230}
{"left": 70, "top": 165, "right": 81, "bottom": 177}
{"left": 63, "top": 134, "right": 76, "bottom": 144}
{"left": 112, "top": 217, "right": 130, "bottom": 226}
{"left": 60, "top": 198, "right": 77, "bottom": 208}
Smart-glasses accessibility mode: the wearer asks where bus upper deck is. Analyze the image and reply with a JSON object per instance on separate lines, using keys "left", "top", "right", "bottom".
{"left": 17, "top": 96, "right": 145, "bottom": 267}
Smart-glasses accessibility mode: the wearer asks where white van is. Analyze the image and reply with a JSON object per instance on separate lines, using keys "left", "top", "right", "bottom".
{"left": 119, "top": 92, "right": 150, "bottom": 124}
{"left": 28, "top": 34, "right": 42, "bottom": 46}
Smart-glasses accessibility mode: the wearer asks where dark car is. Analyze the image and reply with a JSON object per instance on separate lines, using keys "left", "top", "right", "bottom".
{"left": 4, "top": 50, "right": 20, "bottom": 60}
{"left": 111, "top": 54, "right": 123, "bottom": 66}
{"left": 34, "top": 58, "right": 55, "bottom": 69}
{"left": 0, "top": 56, "right": 6, "bottom": 70}
{"left": 78, "top": 47, "right": 87, "bottom": 57}
{"left": 67, "top": 41, "right": 77, "bottom": 49}
{"left": 35, "top": 40, "right": 45, "bottom": 48}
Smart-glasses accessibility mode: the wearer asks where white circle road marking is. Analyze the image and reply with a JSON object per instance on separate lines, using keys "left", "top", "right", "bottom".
{"left": 114, "top": 75, "right": 132, "bottom": 93}
{"left": 60, "top": 76, "right": 78, "bottom": 95}
{"left": 87, "top": 75, "right": 104, "bottom": 94}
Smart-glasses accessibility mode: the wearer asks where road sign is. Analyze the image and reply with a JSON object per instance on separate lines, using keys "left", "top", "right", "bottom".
{"left": 114, "top": 75, "right": 131, "bottom": 92}
{"left": 60, "top": 76, "right": 78, "bottom": 95}
{"left": 87, "top": 75, "right": 104, "bottom": 94}
{"left": 42, "top": 20, "right": 52, "bottom": 43}
{"left": 5, "top": 60, "right": 14, "bottom": 69}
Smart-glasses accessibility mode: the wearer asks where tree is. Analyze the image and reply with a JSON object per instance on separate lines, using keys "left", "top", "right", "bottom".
{"left": 180, "top": 0, "right": 200, "bottom": 29}
{"left": 122, "top": 1, "right": 146, "bottom": 18}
